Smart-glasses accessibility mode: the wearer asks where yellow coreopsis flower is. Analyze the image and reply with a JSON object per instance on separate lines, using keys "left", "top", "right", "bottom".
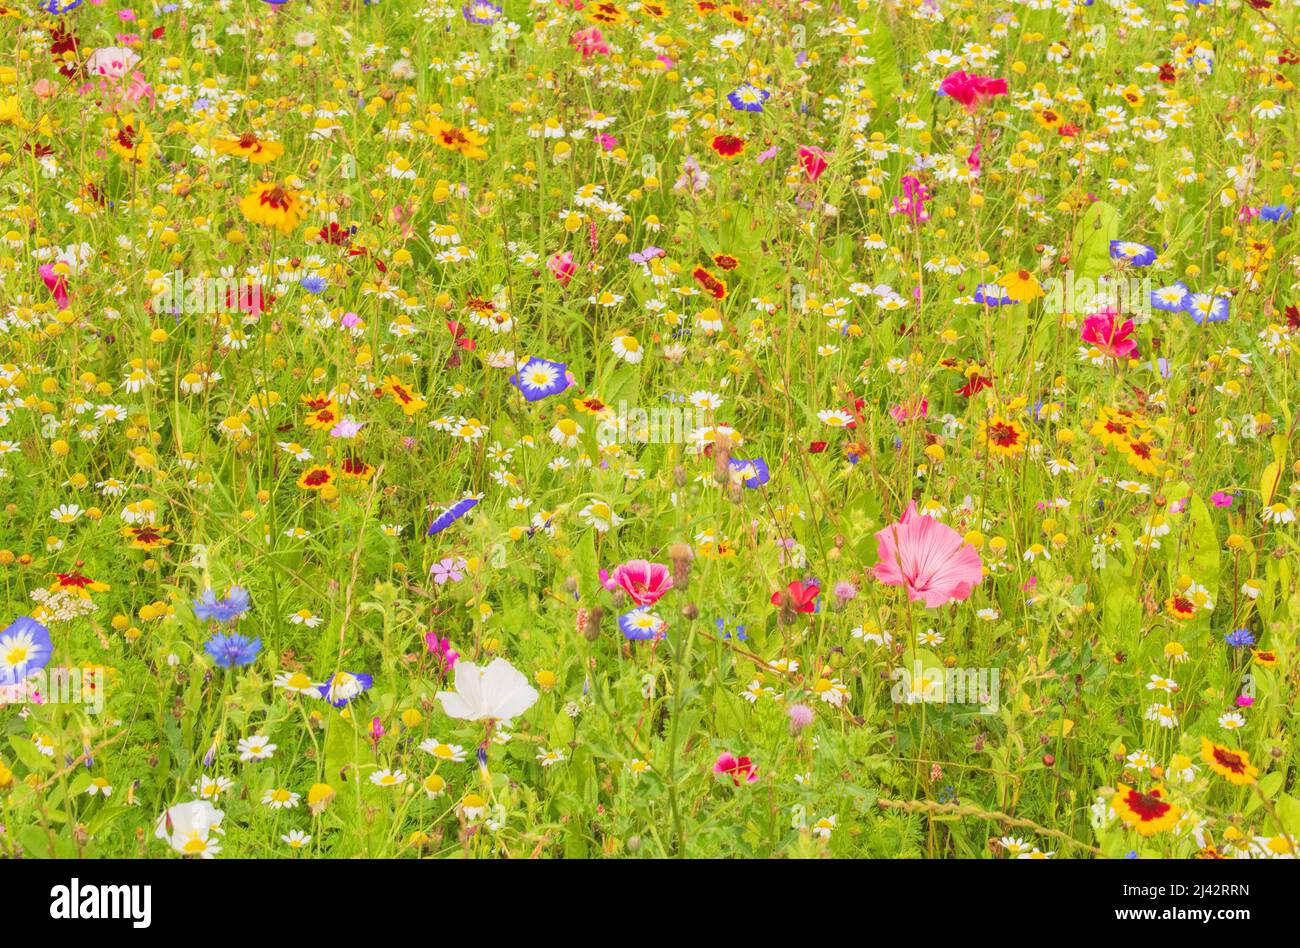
{"left": 239, "top": 182, "right": 304, "bottom": 235}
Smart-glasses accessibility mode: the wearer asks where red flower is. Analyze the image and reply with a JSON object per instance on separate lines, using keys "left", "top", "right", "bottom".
{"left": 710, "top": 134, "right": 746, "bottom": 158}
{"left": 809, "top": 441, "right": 828, "bottom": 453}
{"left": 692, "top": 266, "right": 728, "bottom": 300}
{"left": 771, "top": 580, "right": 819, "bottom": 613}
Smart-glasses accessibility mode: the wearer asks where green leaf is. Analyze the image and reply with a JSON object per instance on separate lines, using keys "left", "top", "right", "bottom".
{"left": 1072, "top": 201, "right": 1119, "bottom": 282}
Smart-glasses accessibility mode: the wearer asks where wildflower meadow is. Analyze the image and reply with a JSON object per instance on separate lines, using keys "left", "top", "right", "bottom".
{"left": 2, "top": 0, "right": 1300, "bottom": 866}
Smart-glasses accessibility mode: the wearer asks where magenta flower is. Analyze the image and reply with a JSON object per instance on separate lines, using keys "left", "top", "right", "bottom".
{"left": 873, "top": 502, "right": 984, "bottom": 608}
{"left": 547, "top": 251, "right": 575, "bottom": 286}
{"left": 1210, "top": 491, "right": 1234, "bottom": 508}
{"left": 940, "top": 70, "right": 1008, "bottom": 113}
{"left": 600, "top": 559, "right": 672, "bottom": 606}
{"left": 798, "top": 145, "right": 829, "bottom": 182}
{"left": 1081, "top": 310, "right": 1139, "bottom": 360}
{"left": 713, "top": 752, "right": 758, "bottom": 785}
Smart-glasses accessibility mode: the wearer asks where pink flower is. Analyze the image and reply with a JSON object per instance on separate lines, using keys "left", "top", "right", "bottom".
{"left": 940, "top": 70, "right": 1008, "bottom": 113}
{"left": 1210, "top": 491, "right": 1234, "bottom": 508}
{"left": 889, "top": 397, "right": 928, "bottom": 425}
{"left": 1081, "top": 309, "right": 1139, "bottom": 360}
{"left": 86, "top": 46, "right": 141, "bottom": 79}
{"left": 601, "top": 559, "right": 672, "bottom": 605}
{"left": 571, "top": 27, "right": 610, "bottom": 61}
{"left": 32, "top": 79, "right": 58, "bottom": 100}
{"left": 713, "top": 752, "right": 758, "bottom": 785}
{"left": 798, "top": 145, "right": 829, "bottom": 182}
{"left": 431, "top": 557, "right": 464, "bottom": 585}
{"left": 596, "top": 133, "right": 618, "bottom": 152}
{"left": 872, "top": 502, "right": 984, "bottom": 608}
{"left": 38, "top": 264, "right": 70, "bottom": 310}
{"left": 547, "top": 251, "right": 575, "bottom": 286}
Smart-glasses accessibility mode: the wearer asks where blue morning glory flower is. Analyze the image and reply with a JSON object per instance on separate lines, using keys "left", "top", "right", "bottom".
{"left": 0, "top": 617, "right": 53, "bottom": 686}
{"left": 973, "top": 283, "right": 1014, "bottom": 306}
{"left": 319, "top": 671, "right": 374, "bottom": 707}
{"left": 1109, "top": 240, "right": 1157, "bottom": 266}
{"left": 510, "top": 357, "right": 570, "bottom": 402}
{"left": 1183, "top": 292, "right": 1230, "bottom": 324}
{"left": 619, "top": 608, "right": 666, "bottom": 641}
{"left": 1149, "top": 282, "right": 1189, "bottom": 312}
{"left": 728, "top": 457, "right": 770, "bottom": 489}
{"left": 727, "top": 84, "right": 770, "bottom": 113}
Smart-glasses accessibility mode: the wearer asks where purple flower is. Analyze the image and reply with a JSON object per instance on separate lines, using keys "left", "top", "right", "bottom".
{"left": 431, "top": 557, "right": 465, "bottom": 584}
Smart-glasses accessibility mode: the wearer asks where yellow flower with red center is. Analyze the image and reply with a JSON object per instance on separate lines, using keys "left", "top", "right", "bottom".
{"left": 1250, "top": 648, "right": 1277, "bottom": 667}
{"left": 107, "top": 114, "right": 153, "bottom": 166}
{"left": 383, "top": 375, "right": 427, "bottom": 416}
{"left": 1163, "top": 594, "right": 1198, "bottom": 620}
{"left": 215, "top": 132, "right": 285, "bottom": 164}
{"left": 297, "top": 465, "right": 335, "bottom": 491}
{"left": 587, "top": 1, "right": 627, "bottom": 24}
{"left": 418, "top": 116, "right": 488, "bottom": 160}
{"left": 301, "top": 394, "right": 340, "bottom": 431}
{"left": 340, "top": 457, "right": 376, "bottom": 482}
{"left": 49, "top": 572, "right": 110, "bottom": 599}
{"left": 1200, "top": 736, "right": 1259, "bottom": 786}
{"left": 996, "top": 269, "right": 1044, "bottom": 303}
{"left": 979, "top": 415, "right": 1026, "bottom": 456}
{"left": 239, "top": 182, "right": 304, "bottom": 235}
{"left": 1120, "top": 434, "right": 1166, "bottom": 476}
{"left": 1089, "top": 407, "right": 1147, "bottom": 449}
{"left": 1112, "top": 783, "right": 1181, "bottom": 836}
{"left": 121, "top": 524, "right": 174, "bottom": 549}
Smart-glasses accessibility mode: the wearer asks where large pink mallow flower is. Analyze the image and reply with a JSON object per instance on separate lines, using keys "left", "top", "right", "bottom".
{"left": 1080, "top": 309, "right": 1138, "bottom": 360}
{"left": 601, "top": 559, "right": 672, "bottom": 606}
{"left": 872, "top": 503, "right": 983, "bottom": 608}
{"left": 940, "top": 70, "right": 1008, "bottom": 113}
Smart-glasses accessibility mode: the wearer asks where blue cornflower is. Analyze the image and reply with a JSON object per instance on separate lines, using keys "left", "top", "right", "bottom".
{"left": 300, "top": 275, "right": 328, "bottom": 294}
{"left": 1260, "top": 204, "right": 1292, "bottom": 222}
{"left": 192, "top": 586, "right": 252, "bottom": 623}
{"left": 1225, "top": 628, "right": 1255, "bottom": 648}
{"left": 204, "top": 632, "right": 262, "bottom": 668}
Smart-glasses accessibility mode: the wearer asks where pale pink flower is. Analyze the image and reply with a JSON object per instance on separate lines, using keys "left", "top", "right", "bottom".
{"left": 872, "top": 502, "right": 983, "bottom": 608}
{"left": 86, "top": 47, "right": 141, "bottom": 79}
